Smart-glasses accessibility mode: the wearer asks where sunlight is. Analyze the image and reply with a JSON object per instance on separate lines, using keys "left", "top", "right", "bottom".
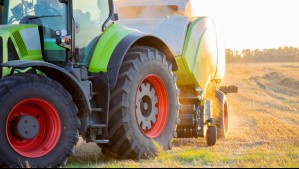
{"left": 191, "top": 0, "right": 299, "bottom": 51}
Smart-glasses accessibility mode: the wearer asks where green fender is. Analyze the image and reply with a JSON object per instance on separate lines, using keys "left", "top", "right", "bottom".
{"left": 89, "top": 23, "right": 177, "bottom": 89}
{"left": 88, "top": 24, "right": 135, "bottom": 73}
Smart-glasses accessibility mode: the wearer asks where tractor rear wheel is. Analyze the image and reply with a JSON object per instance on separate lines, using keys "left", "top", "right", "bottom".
{"left": 0, "top": 74, "right": 80, "bottom": 168}
{"left": 99, "top": 46, "right": 179, "bottom": 159}
{"left": 213, "top": 91, "right": 229, "bottom": 139}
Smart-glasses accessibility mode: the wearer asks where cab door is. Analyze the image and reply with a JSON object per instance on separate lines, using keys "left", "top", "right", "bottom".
{"left": 73, "top": 0, "right": 110, "bottom": 66}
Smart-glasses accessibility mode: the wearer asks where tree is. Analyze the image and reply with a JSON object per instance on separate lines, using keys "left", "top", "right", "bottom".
{"left": 226, "top": 46, "right": 299, "bottom": 63}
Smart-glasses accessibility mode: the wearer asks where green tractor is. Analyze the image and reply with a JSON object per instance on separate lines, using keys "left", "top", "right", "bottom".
{"left": 0, "top": 0, "right": 234, "bottom": 167}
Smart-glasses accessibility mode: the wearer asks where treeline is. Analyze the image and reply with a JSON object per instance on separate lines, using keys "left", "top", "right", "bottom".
{"left": 226, "top": 47, "right": 299, "bottom": 63}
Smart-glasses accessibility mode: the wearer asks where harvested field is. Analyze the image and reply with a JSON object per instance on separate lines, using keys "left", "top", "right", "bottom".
{"left": 68, "top": 62, "right": 299, "bottom": 168}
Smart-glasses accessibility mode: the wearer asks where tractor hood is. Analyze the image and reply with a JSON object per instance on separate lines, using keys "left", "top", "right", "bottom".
{"left": 0, "top": 24, "right": 43, "bottom": 61}
{"left": 0, "top": 24, "right": 38, "bottom": 35}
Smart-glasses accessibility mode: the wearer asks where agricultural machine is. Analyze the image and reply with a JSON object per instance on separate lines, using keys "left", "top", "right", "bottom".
{"left": 0, "top": 0, "right": 235, "bottom": 167}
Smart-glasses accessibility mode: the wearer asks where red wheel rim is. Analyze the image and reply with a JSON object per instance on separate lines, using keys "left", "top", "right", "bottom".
{"left": 6, "top": 99, "right": 61, "bottom": 158}
{"left": 135, "top": 75, "right": 169, "bottom": 139}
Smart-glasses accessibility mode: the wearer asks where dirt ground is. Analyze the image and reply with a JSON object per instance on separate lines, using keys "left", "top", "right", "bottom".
{"left": 69, "top": 62, "right": 299, "bottom": 168}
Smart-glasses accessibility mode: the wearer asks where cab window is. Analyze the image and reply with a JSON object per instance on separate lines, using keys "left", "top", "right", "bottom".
{"left": 4, "top": 0, "right": 67, "bottom": 63}
{"left": 73, "top": 0, "right": 110, "bottom": 65}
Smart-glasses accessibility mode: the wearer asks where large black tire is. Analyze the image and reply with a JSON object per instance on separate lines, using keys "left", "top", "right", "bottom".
{"left": 0, "top": 74, "right": 80, "bottom": 168}
{"left": 99, "top": 46, "right": 179, "bottom": 159}
{"left": 213, "top": 91, "right": 229, "bottom": 139}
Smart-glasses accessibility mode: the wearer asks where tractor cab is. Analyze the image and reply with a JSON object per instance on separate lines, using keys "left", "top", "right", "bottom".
{"left": 0, "top": 0, "right": 111, "bottom": 67}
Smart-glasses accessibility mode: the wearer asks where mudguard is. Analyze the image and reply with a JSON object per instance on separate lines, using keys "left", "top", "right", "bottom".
{"left": 89, "top": 24, "right": 177, "bottom": 89}
{"left": 0, "top": 60, "right": 92, "bottom": 116}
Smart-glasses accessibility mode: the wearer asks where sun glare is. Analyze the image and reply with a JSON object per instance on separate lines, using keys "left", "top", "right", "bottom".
{"left": 191, "top": 0, "right": 299, "bottom": 51}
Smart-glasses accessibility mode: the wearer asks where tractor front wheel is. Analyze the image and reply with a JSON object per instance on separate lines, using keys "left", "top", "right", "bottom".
{"left": 0, "top": 74, "right": 80, "bottom": 168}
{"left": 99, "top": 46, "right": 179, "bottom": 159}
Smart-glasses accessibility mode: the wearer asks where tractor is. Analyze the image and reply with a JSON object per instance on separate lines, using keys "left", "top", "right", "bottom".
{"left": 0, "top": 0, "right": 233, "bottom": 167}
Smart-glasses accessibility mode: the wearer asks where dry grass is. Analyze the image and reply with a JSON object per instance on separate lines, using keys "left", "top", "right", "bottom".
{"left": 67, "top": 62, "right": 299, "bottom": 168}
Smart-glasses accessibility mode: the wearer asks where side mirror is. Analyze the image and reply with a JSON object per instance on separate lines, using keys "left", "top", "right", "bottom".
{"left": 112, "top": 13, "right": 119, "bottom": 21}
{"left": 59, "top": 0, "right": 68, "bottom": 4}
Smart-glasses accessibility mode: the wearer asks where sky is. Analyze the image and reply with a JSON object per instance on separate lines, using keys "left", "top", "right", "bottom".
{"left": 191, "top": 0, "right": 299, "bottom": 51}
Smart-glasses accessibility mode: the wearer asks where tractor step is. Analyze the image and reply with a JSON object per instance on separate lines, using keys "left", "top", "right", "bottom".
{"left": 91, "top": 108, "right": 103, "bottom": 112}
{"left": 91, "top": 92, "right": 99, "bottom": 96}
{"left": 87, "top": 76, "right": 95, "bottom": 80}
{"left": 91, "top": 139, "right": 109, "bottom": 144}
{"left": 86, "top": 124, "right": 108, "bottom": 143}
{"left": 90, "top": 124, "right": 106, "bottom": 128}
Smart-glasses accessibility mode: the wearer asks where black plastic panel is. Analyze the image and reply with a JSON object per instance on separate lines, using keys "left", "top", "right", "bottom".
{"left": 0, "top": 37, "right": 3, "bottom": 77}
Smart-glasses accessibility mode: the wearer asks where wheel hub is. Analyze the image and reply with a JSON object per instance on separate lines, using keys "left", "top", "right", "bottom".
{"left": 135, "top": 75, "right": 169, "bottom": 139}
{"left": 6, "top": 99, "right": 62, "bottom": 158}
{"left": 142, "top": 102, "right": 149, "bottom": 111}
{"left": 11, "top": 115, "right": 40, "bottom": 140}
{"left": 136, "top": 83, "right": 158, "bottom": 130}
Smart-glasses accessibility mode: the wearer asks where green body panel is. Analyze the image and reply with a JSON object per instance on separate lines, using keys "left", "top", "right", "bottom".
{"left": 44, "top": 39, "right": 65, "bottom": 51}
{"left": 175, "top": 17, "right": 219, "bottom": 91}
{"left": 88, "top": 24, "right": 140, "bottom": 73}
{"left": 0, "top": 24, "right": 42, "bottom": 60}
{"left": 0, "top": 24, "right": 34, "bottom": 34}
{"left": 43, "top": 39, "right": 66, "bottom": 62}
{"left": 0, "top": 24, "right": 43, "bottom": 76}
{"left": 174, "top": 57, "right": 194, "bottom": 85}
{"left": 1, "top": 30, "right": 10, "bottom": 76}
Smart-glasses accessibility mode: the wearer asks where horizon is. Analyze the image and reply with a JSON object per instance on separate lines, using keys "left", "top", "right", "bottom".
{"left": 226, "top": 46, "right": 299, "bottom": 52}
